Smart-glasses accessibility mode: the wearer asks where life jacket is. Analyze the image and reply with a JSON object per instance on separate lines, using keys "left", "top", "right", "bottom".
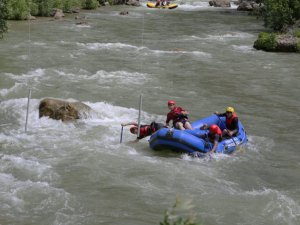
{"left": 208, "top": 126, "right": 222, "bottom": 142}
{"left": 172, "top": 107, "right": 188, "bottom": 123}
{"left": 138, "top": 124, "right": 156, "bottom": 139}
{"left": 226, "top": 113, "right": 238, "bottom": 130}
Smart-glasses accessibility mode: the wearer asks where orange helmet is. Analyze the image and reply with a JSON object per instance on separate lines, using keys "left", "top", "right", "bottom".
{"left": 168, "top": 100, "right": 176, "bottom": 105}
{"left": 209, "top": 124, "right": 219, "bottom": 134}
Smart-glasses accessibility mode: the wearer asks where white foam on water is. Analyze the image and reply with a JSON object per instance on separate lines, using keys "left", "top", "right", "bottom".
{"left": 177, "top": 32, "right": 254, "bottom": 43}
{"left": 247, "top": 135, "right": 274, "bottom": 153}
{"left": 151, "top": 49, "right": 212, "bottom": 58}
{"left": 207, "top": 32, "right": 254, "bottom": 40}
{"left": 178, "top": 1, "right": 238, "bottom": 11}
{"left": 3, "top": 68, "right": 46, "bottom": 84}
{"left": 0, "top": 83, "right": 24, "bottom": 97}
{"left": 243, "top": 188, "right": 300, "bottom": 224}
{"left": 0, "top": 154, "right": 54, "bottom": 181}
{"left": 77, "top": 42, "right": 143, "bottom": 51}
{"left": 54, "top": 69, "right": 151, "bottom": 86}
{"left": 232, "top": 45, "right": 255, "bottom": 53}
{"left": 0, "top": 172, "right": 80, "bottom": 222}
{"left": 17, "top": 55, "right": 29, "bottom": 60}
{"left": 12, "top": 41, "right": 48, "bottom": 49}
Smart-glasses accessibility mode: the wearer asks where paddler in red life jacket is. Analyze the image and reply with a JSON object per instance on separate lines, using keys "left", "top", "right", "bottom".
{"left": 121, "top": 121, "right": 164, "bottom": 140}
{"left": 215, "top": 106, "right": 239, "bottom": 138}
{"left": 200, "top": 124, "right": 222, "bottom": 154}
{"left": 166, "top": 100, "right": 193, "bottom": 130}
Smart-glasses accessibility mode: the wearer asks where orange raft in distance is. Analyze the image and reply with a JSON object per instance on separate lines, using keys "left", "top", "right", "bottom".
{"left": 146, "top": 2, "right": 178, "bottom": 9}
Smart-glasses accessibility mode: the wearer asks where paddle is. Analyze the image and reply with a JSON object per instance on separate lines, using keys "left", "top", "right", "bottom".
{"left": 120, "top": 125, "right": 124, "bottom": 143}
{"left": 215, "top": 114, "right": 237, "bottom": 146}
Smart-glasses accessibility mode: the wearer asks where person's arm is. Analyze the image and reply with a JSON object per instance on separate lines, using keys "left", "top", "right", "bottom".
{"left": 121, "top": 122, "right": 138, "bottom": 127}
{"left": 215, "top": 112, "right": 226, "bottom": 117}
{"left": 165, "top": 113, "right": 171, "bottom": 127}
{"left": 229, "top": 118, "right": 239, "bottom": 136}
{"left": 210, "top": 139, "right": 218, "bottom": 154}
{"left": 210, "top": 135, "right": 220, "bottom": 154}
{"left": 181, "top": 110, "right": 189, "bottom": 116}
{"left": 200, "top": 124, "right": 209, "bottom": 130}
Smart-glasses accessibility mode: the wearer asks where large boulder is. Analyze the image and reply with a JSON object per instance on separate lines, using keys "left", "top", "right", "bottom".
{"left": 209, "top": 0, "right": 231, "bottom": 7}
{"left": 39, "top": 98, "right": 92, "bottom": 121}
{"left": 237, "top": 0, "right": 262, "bottom": 11}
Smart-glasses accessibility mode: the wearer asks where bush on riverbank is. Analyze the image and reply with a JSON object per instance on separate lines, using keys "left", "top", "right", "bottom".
{"left": 0, "top": 0, "right": 8, "bottom": 38}
{"left": 254, "top": 31, "right": 300, "bottom": 52}
{"left": 253, "top": 0, "right": 300, "bottom": 52}
{"left": 254, "top": 32, "right": 277, "bottom": 51}
{"left": 5, "top": 0, "right": 101, "bottom": 20}
{"left": 261, "top": 0, "right": 300, "bottom": 31}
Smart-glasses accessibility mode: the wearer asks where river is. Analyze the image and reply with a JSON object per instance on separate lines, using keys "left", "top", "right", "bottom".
{"left": 0, "top": 1, "right": 300, "bottom": 225}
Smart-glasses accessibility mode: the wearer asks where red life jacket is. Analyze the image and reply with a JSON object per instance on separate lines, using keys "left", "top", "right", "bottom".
{"left": 166, "top": 107, "right": 187, "bottom": 124}
{"left": 226, "top": 113, "right": 238, "bottom": 130}
{"left": 138, "top": 125, "right": 156, "bottom": 139}
{"left": 208, "top": 126, "right": 222, "bottom": 142}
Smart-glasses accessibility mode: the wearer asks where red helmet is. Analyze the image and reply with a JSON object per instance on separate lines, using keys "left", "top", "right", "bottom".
{"left": 209, "top": 124, "right": 219, "bottom": 134}
{"left": 167, "top": 100, "right": 176, "bottom": 105}
{"left": 130, "top": 126, "right": 137, "bottom": 134}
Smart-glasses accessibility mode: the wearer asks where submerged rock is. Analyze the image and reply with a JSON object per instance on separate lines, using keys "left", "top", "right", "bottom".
{"left": 39, "top": 98, "right": 92, "bottom": 121}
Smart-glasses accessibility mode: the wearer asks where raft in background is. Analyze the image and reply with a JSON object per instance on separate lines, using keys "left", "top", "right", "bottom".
{"left": 149, "top": 114, "right": 247, "bottom": 155}
{"left": 146, "top": 2, "right": 178, "bottom": 9}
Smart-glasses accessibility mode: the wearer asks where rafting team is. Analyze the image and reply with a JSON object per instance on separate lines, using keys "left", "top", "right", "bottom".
{"left": 121, "top": 100, "right": 239, "bottom": 154}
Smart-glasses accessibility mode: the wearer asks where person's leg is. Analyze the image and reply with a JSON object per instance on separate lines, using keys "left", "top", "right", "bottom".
{"left": 175, "top": 122, "right": 185, "bottom": 130}
{"left": 184, "top": 121, "right": 193, "bottom": 130}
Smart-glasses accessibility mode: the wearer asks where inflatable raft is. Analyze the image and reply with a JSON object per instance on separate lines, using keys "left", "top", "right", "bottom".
{"left": 149, "top": 114, "right": 247, "bottom": 156}
{"left": 147, "top": 2, "right": 178, "bottom": 9}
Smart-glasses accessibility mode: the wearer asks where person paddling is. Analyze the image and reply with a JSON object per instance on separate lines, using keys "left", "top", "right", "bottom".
{"left": 200, "top": 124, "right": 222, "bottom": 154}
{"left": 121, "top": 121, "right": 164, "bottom": 140}
{"left": 166, "top": 100, "right": 193, "bottom": 130}
{"left": 155, "top": 0, "right": 170, "bottom": 7}
{"left": 215, "top": 107, "right": 239, "bottom": 138}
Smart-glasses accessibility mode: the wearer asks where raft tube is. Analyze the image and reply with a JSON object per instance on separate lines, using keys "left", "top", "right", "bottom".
{"left": 149, "top": 114, "right": 247, "bottom": 155}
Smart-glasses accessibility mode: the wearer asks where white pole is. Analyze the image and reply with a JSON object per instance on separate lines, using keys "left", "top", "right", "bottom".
{"left": 25, "top": 89, "right": 31, "bottom": 132}
{"left": 137, "top": 94, "right": 143, "bottom": 138}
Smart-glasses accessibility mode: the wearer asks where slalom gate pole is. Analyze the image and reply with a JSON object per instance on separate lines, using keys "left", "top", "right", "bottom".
{"left": 137, "top": 95, "right": 143, "bottom": 138}
{"left": 120, "top": 126, "right": 124, "bottom": 143}
{"left": 25, "top": 89, "right": 31, "bottom": 132}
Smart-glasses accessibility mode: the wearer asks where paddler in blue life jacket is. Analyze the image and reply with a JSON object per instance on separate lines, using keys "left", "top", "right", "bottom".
{"left": 200, "top": 124, "right": 223, "bottom": 154}
{"left": 215, "top": 106, "right": 239, "bottom": 138}
{"left": 121, "top": 121, "right": 164, "bottom": 140}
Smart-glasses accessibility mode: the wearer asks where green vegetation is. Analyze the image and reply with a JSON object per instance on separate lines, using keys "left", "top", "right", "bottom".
{"left": 294, "top": 29, "right": 300, "bottom": 37}
{"left": 81, "top": 0, "right": 99, "bottom": 10}
{"left": 261, "top": 0, "right": 300, "bottom": 31}
{"left": 2, "top": 0, "right": 101, "bottom": 20}
{"left": 0, "top": 0, "right": 8, "bottom": 38}
{"left": 253, "top": 32, "right": 277, "bottom": 51}
{"left": 160, "top": 198, "right": 203, "bottom": 225}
